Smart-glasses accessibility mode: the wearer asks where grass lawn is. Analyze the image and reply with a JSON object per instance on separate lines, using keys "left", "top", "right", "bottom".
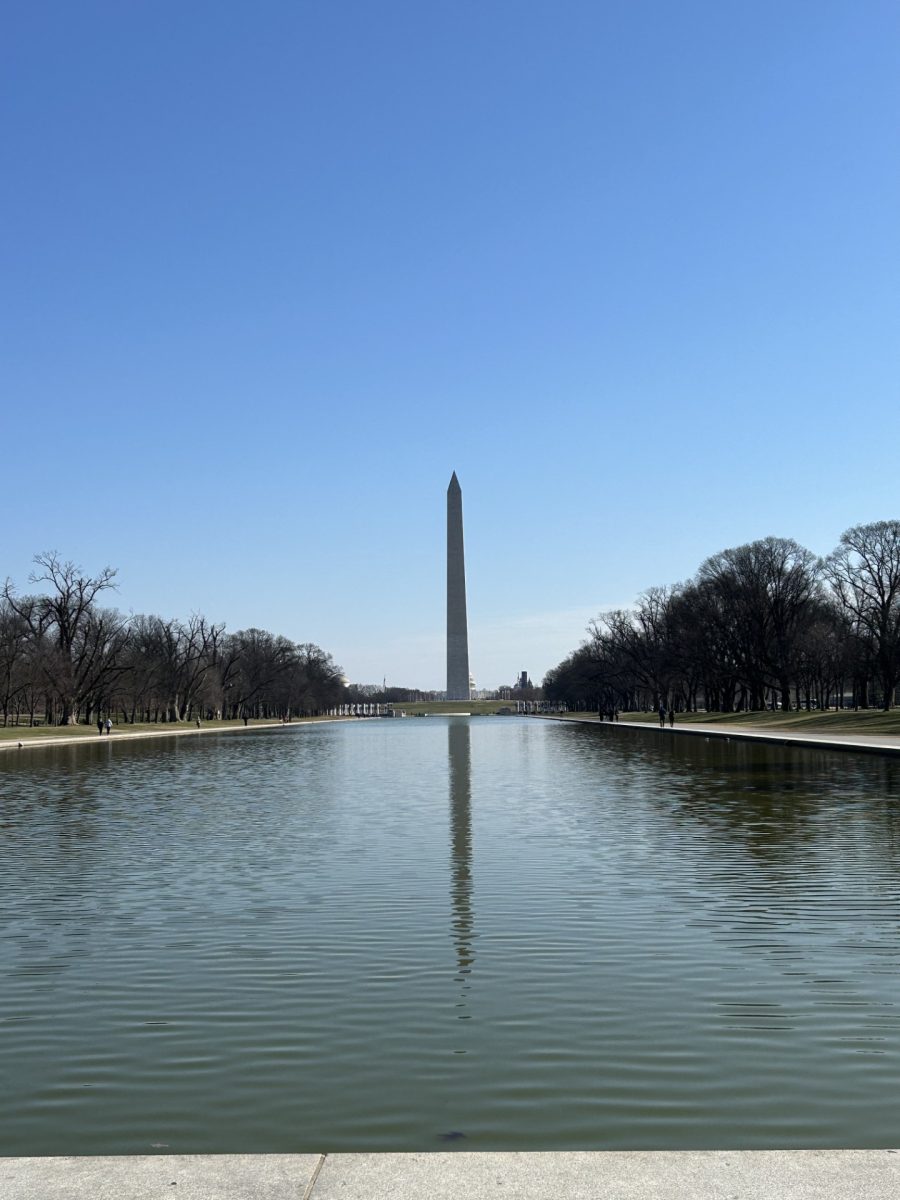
{"left": 606, "top": 708, "right": 900, "bottom": 737}
{"left": 0, "top": 715, "right": 339, "bottom": 743}
{"left": 390, "top": 699, "right": 518, "bottom": 716}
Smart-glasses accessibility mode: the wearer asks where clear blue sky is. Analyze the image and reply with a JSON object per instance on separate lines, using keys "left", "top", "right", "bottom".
{"left": 3, "top": 2, "right": 898, "bottom": 690}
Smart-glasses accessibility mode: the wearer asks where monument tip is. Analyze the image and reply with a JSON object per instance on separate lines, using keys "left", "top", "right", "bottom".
{"left": 449, "top": 471, "right": 460, "bottom": 490}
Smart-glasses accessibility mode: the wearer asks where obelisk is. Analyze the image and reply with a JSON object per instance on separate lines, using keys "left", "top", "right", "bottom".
{"left": 446, "top": 472, "right": 470, "bottom": 700}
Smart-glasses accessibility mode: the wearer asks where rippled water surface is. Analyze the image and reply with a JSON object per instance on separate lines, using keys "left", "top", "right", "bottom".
{"left": 3, "top": 717, "right": 900, "bottom": 1153}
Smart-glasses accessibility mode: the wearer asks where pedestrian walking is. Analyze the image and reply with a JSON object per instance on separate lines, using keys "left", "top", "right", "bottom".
{"left": 668, "top": 707, "right": 675, "bottom": 727}
{"left": 658, "top": 702, "right": 666, "bottom": 728}
{"left": 105, "top": 717, "right": 112, "bottom": 735}
{"left": 97, "top": 717, "right": 104, "bottom": 736}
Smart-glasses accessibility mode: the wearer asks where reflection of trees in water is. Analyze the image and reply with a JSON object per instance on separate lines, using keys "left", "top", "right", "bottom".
{"left": 554, "top": 722, "right": 900, "bottom": 1024}
{"left": 562, "top": 722, "right": 900, "bottom": 874}
{"left": 0, "top": 744, "right": 111, "bottom": 857}
{"left": 448, "top": 719, "right": 474, "bottom": 984}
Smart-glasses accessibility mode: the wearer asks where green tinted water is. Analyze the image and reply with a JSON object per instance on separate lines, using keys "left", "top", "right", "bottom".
{"left": 2, "top": 717, "right": 900, "bottom": 1153}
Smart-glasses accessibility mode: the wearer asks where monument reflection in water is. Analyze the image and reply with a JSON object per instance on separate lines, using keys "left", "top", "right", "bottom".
{"left": 448, "top": 718, "right": 475, "bottom": 993}
{"left": 6, "top": 721, "right": 900, "bottom": 1152}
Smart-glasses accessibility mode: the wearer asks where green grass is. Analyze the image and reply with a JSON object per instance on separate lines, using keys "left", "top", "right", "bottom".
{"left": 596, "top": 708, "right": 900, "bottom": 736}
{"left": 0, "top": 715, "right": 338, "bottom": 743}
{"left": 389, "top": 699, "right": 518, "bottom": 716}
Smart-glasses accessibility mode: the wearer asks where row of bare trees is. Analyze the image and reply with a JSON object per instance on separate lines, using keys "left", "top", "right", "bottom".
{"left": 1, "top": 553, "right": 346, "bottom": 726}
{"left": 544, "top": 521, "right": 900, "bottom": 714}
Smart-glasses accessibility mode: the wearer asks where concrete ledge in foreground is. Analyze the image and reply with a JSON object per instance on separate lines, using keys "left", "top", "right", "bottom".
{"left": 0, "top": 1154, "right": 322, "bottom": 1200}
{"left": 4, "top": 1151, "right": 900, "bottom": 1200}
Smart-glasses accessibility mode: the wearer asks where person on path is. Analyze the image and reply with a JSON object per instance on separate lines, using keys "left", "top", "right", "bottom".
{"left": 668, "top": 707, "right": 675, "bottom": 727}
{"left": 105, "top": 717, "right": 112, "bottom": 735}
{"left": 658, "top": 702, "right": 666, "bottom": 728}
{"left": 97, "top": 717, "right": 104, "bottom": 736}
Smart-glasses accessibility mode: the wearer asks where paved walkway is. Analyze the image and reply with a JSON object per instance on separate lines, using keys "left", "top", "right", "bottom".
{"left": 547, "top": 715, "right": 900, "bottom": 757}
{"left": 0, "top": 719, "right": 348, "bottom": 754}
{"left": 4, "top": 1150, "right": 900, "bottom": 1199}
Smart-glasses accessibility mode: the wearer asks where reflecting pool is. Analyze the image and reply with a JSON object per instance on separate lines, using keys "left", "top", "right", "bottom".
{"left": 2, "top": 717, "right": 900, "bottom": 1153}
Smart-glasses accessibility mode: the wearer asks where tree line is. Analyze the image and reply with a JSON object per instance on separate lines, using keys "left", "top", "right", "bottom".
{"left": 1, "top": 553, "right": 346, "bottom": 726}
{"left": 543, "top": 521, "right": 900, "bottom": 714}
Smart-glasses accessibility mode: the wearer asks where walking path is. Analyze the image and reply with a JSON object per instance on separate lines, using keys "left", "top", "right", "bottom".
{"left": 0, "top": 718, "right": 348, "bottom": 754}
{"left": 4, "top": 1150, "right": 900, "bottom": 1199}
{"left": 545, "top": 714, "right": 900, "bottom": 757}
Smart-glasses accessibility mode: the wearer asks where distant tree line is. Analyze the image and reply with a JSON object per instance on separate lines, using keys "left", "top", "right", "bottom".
{"left": 543, "top": 521, "right": 900, "bottom": 714}
{"left": 345, "top": 685, "right": 441, "bottom": 704}
{"left": 1, "top": 552, "right": 346, "bottom": 726}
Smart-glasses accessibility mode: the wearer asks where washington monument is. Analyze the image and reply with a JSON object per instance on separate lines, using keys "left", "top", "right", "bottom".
{"left": 446, "top": 472, "right": 470, "bottom": 700}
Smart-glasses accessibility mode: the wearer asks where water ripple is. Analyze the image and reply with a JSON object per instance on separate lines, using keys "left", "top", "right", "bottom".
{"left": 2, "top": 720, "right": 900, "bottom": 1152}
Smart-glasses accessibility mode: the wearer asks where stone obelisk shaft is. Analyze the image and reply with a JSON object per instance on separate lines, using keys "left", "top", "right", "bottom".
{"left": 446, "top": 472, "right": 470, "bottom": 701}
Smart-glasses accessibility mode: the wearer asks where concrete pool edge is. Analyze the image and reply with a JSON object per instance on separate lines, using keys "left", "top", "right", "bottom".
{"left": 0, "top": 717, "right": 353, "bottom": 754}
{"left": 542, "top": 713, "right": 900, "bottom": 757}
{"left": 4, "top": 1150, "right": 900, "bottom": 1198}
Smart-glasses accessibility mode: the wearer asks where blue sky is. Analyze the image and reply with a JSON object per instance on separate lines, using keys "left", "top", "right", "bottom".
{"left": 3, "top": 1, "right": 898, "bottom": 689}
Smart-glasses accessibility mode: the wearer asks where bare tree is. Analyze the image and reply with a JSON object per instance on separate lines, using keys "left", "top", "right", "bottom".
{"left": 0, "top": 598, "right": 31, "bottom": 725}
{"left": 225, "top": 628, "right": 296, "bottom": 719}
{"left": 3, "top": 553, "right": 127, "bottom": 724}
{"left": 697, "top": 537, "right": 820, "bottom": 711}
{"left": 292, "top": 643, "right": 345, "bottom": 714}
{"left": 1, "top": 552, "right": 352, "bottom": 724}
{"left": 546, "top": 537, "right": 824, "bottom": 714}
{"left": 825, "top": 521, "right": 900, "bottom": 711}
